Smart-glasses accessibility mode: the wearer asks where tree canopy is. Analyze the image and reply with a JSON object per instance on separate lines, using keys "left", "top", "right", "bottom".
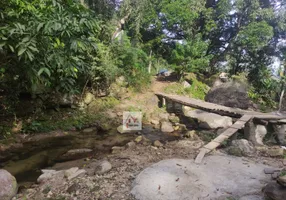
{"left": 1, "top": 0, "right": 286, "bottom": 112}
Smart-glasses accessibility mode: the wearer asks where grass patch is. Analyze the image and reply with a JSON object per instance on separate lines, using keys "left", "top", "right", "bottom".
{"left": 164, "top": 75, "right": 209, "bottom": 100}
{"left": 88, "top": 96, "right": 120, "bottom": 112}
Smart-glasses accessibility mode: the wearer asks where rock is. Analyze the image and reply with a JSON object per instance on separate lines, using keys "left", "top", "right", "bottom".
{"left": 126, "top": 141, "right": 136, "bottom": 148}
{"left": 239, "top": 195, "right": 264, "bottom": 200}
{"left": 106, "top": 111, "right": 117, "bottom": 118}
{"left": 272, "top": 172, "right": 281, "bottom": 179}
{"left": 64, "top": 167, "right": 85, "bottom": 180}
{"left": 116, "top": 76, "right": 126, "bottom": 86}
{"left": 205, "top": 80, "right": 251, "bottom": 109}
{"left": 67, "top": 183, "right": 80, "bottom": 193}
{"left": 59, "top": 149, "right": 93, "bottom": 161}
{"left": 67, "top": 169, "right": 86, "bottom": 181}
{"left": 263, "top": 182, "right": 286, "bottom": 200}
{"left": 37, "top": 170, "right": 59, "bottom": 184}
{"left": 182, "top": 106, "right": 193, "bottom": 113}
{"left": 267, "top": 147, "right": 284, "bottom": 157}
{"left": 111, "top": 146, "right": 125, "bottom": 154}
{"left": 82, "top": 128, "right": 95, "bottom": 133}
{"left": 168, "top": 115, "right": 180, "bottom": 124}
{"left": 161, "top": 121, "right": 174, "bottom": 133}
{"left": 219, "top": 72, "right": 228, "bottom": 82}
{"left": 42, "top": 186, "right": 51, "bottom": 194}
{"left": 273, "top": 124, "right": 286, "bottom": 145}
{"left": 227, "top": 147, "right": 243, "bottom": 157}
{"left": 177, "top": 124, "right": 187, "bottom": 131}
{"left": 117, "top": 125, "right": 132, "bottom": 134}
{"left": 64, "top": 167, "right": 79, "bottom": 178}
{"left": 184, "top": 130, "right": 199, "bottom": 140}
{"left": 131, "top": 155, "right": 269, "bottom": 200}
{"left": 94, "top": 161, "right": 112, "bottom": 175}
{"left": 41, "top": 169, "right": 57, "bottom": 174}
{"left": 135, "top": 136, "right": 143, "bottom": 143}
{"left": 231, "top": 139, "right": 255, "bottom": 156}
{"left": 83, "top": 92, "right": 95, "bottom": 105}
{"left": 185, "top": 109, "right": 232, "bottom": 129}
{"left": 158, "top": 113, "right": 169, "bottom": 122}
{"left": 183, "top": 81, "right": 191, "bottom": 88}
{"left": 182, "top": 80, "right": 191, "bottom": 88}
{"left": 150, "top": 119, "right": 160, "bottom": 125}
{"left": 66, "top": 148, "right": 92, "bottom": 154}
{"left": 283, "top": 159, "right": 286, "bottom": 166}
{"left": 264, "top": 168, "right": 281, "bottom": 175}
{"left": 0, "top": 170, "right": 18, "bottom": 200}
{"left": 244, "top": 122, "right": 267, "bottom": 146}
{"left": 277, "top": 175, "right": 286, "bottom": 187}
{"left": 117, "top": 112, "right": 123, "bottom": 117}
{"left": 153, "top": 140, "right": 163, "bottom": 147}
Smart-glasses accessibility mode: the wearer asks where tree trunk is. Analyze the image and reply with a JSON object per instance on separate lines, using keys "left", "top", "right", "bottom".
{"left": 148, "top": 50, "right": 152, "bottom": 74}
{"left": 279, "top": 89, "right": 285, "bottom": 112}
{"left": 278, "top": 64, "right": 286, "bottom": 112}
{"left": 112, "top": 13, "right": 130, "bottom": 41}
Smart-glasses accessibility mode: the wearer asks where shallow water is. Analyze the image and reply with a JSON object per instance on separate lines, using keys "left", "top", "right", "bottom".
{"left": 1, "top": 124, "right": 180, "bottom": 185}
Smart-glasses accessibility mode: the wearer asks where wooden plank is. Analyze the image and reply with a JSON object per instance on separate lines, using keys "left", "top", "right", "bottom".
{"left": 231, "top": 120, "right": 247, "bottom": 129}
{"left": 221, "top": 128, "right": 238, "bottom": 137}
{"left": 155, "top": 93, "right": 286, "bottom": 120}
{"left": 195, "top": 148, "right": 208, "bottom": 164}
{"left": 204, "top": 141, "right": 221, "bottom": 150}
{"left": 213, "top": 134, "right": 229, "bottom": 143}
{"left": 238, "top": 115, "right": 253, "bottom": 122}
{"left": 194, "top": 115, "right": 253, "bottom": 164}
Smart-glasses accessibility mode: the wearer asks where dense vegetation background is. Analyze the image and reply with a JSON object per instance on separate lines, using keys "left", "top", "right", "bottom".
{"left": 1, "top": 0, "right": 286, "bottom": 114}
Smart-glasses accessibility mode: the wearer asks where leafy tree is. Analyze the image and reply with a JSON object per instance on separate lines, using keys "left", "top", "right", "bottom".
{"left": 0, "top": 0, "right": 100, "bottom": 96}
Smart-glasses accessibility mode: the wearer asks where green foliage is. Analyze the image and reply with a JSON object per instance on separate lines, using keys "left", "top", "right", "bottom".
{"left": 0, "top": 0, "right": 100, "bottom": 95}
{"left": 88, "top": 96, "right": 119, "bottom": 112}
{"left": 171, "top": 38, "right": 212, "bottom": 78}
{"left": 110, "top": 36, "right": 151, "bottom": 91}
{"left": 237, "top": 21, "right": 274, "bottom": 51}
{"left": 185, "top": 78, "right": 210, "bottom": 100}
{"left": 164, "top": 73, "right": 209, "bottom": 100}
{"left": 1, "top": 0, "right": 286, "bottom": 121}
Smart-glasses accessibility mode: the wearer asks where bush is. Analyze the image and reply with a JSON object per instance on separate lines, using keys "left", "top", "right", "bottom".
{"left": 164, "top": 73, "right": 209, "bottom": 100}
{"left": 110, "top": 35, "right": 151, "bottom": 91}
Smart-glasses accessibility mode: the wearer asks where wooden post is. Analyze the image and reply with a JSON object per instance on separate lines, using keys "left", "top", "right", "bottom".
{"left": 157, "top": 96, "right": 165, "bottom": 108}
{"left": 166, "top": 99, "right": 174, "bottom": 113}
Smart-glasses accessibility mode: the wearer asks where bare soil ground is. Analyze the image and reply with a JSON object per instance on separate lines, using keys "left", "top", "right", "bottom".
{"left": 11, "top": 77, "right": 286, "bottom": 200}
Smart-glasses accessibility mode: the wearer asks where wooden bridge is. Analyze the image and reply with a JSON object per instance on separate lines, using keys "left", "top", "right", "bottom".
{"left": 155, "top": 93, "right": 286, "bottom": 164}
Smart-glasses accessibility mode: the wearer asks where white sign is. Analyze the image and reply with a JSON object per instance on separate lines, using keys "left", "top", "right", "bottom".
{"left": 123, "top": 112, "right": 142, "bottom": 131}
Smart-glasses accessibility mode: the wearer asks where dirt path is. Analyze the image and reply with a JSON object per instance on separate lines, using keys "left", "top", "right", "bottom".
{"left": 114, "top": 77, "right": 175, "bottom": 118}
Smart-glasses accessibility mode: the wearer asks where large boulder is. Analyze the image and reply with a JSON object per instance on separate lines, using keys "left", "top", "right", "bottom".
{"left": 185, "top": 109, "right": 232, "bottom": 129}
{"left": 131, "top": 155, "right": 269, "bottom": 200}
{"left": 263, "top": 182, "right": 286, "bottom": 200}
{"left": 0, "top": 169, "right": 18, "bottom": 200}
{"left": 205, "top": 81, "right": 251, "bottom": 109}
